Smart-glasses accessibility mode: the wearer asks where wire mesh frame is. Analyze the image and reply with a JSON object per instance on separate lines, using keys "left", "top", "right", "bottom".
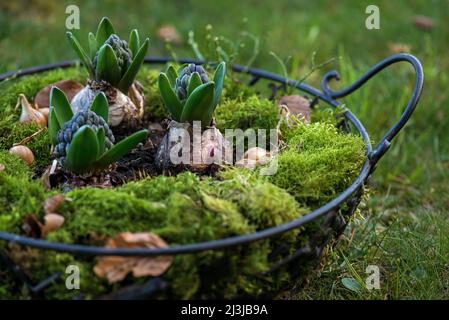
{"left": 0, "top": 54, "right": 423, "bottom": 297}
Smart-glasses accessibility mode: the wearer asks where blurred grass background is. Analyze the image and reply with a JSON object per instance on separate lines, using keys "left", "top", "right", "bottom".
{"left": 0, "top": 0, "right": 448, "bottom": 299}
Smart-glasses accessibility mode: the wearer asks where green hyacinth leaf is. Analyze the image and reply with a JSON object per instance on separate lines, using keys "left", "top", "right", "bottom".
{"left": 129, "top": 29, "right": 140, "bottom": 58}
{"left": 177, "top": 63, "right": 189, "bottom": 74}
{"left": 48, "top": 106, "right": 61, "bottom": 146}
{"left": 117, "top": 37, "right": 149, "bottom": 93}
{"left": 95, "top": 44, "right": 121, "bottom": 86}
{"left": 212, "top": 61, "right": 226, "bottom": 107}
{"left": 88, "top": 32, "right": 98, "bottom": 59}
{"left": 50, "top": 86, "right": 74, "bottom": 126}
{"left": 90, "top": 92, "right": 109, "bottom": 122}
{"left": 95, "top": 129, "right": 148, "bottom": 169}
{"left": 165, "top": 64, "right": 178, "bottom": 87}
{"left": 180, "top": 82, "right": 215, "bottom": 126}
{"left": 66, "top": 32, "right": 94, "bottom": 77}
{"left": 65, "top": 125, "right": 99, "bottom": 174}
{"left": 96, "top": 17, "right": 115, "bottom": 45}
{"left": 158, "top": 73, "right": 183, "bottom": 121}
{"left": 187, "top": 72, "right": 202, "bottom": 97}
{"left": 96, "top": 127, "right": 106, "bottom": 156}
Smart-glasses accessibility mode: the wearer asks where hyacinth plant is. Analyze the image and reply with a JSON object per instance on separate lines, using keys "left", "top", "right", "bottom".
{"left": 48, "top": 87, "right": 148, "bottom": 175}
{"left": 155, "top": 62, "right": 229, "bottom": 170}
{"left": 66, "top": 17, "right": 149, "bottom": 127}
{"left": 158, "top": 62, "right": 226, "bottom": 126}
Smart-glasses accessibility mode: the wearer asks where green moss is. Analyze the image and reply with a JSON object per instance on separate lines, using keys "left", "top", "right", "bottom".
{"left": 215, "top": 95, "right": 279, "bottom": 132}
{"left": 0, "top": 149, "right": 31, "bottom": 178}
{"left": 0, "top": 122, "right": 52, "bottom": 169}
{"left": 0, "top": 151, "right": 46, "bottom": 233}
{"left": 271, "top": 122, "right": 366, "bottom": 207}
{"left": 25, "top": 173, "right": 276, "bottom": 299}
{"left": 310, "top": 105, "right": 338, "bottom": 124}
{"left": 206, "top": 169, "right": 307, "bottom": 230}
{"left": 221, "top": 77, "right": 258, "bottom": 101}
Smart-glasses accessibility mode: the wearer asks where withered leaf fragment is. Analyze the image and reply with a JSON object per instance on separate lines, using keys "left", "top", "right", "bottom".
{"left": 94, "top": 232, "right": 173, "bottom": 284}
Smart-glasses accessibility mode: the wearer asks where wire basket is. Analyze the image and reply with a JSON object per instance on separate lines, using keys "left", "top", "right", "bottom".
{"left": 0, "top": 54, "right": 423, "bottom": 299}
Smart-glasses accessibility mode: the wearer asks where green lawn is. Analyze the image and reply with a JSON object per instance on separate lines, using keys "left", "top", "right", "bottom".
{"left": 1, "top": 0, "right": 448, "bottom": 299}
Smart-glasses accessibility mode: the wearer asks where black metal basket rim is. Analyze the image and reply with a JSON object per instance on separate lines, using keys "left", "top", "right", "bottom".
{"left": 0, "top": 53, "right": 423, "bottom": 256}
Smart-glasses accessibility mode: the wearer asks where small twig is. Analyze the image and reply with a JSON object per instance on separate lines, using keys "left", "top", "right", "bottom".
{"left": 14, "top": 127, "right": 46, "bottom": 146}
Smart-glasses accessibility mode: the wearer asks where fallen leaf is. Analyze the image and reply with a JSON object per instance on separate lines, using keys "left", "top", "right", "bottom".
{"left": 94, "top": 232, "right": 173, "bottom": 284}
{"left": 413, "top": 15, "right": 434, "bottom": 31}
{"left": 156, "top": 24, "right": 182, "bottom": 44}
{"left": 388, "top": 42, "right": 412, "bottom": 54}
{"left": 278, "top": 95, "right": 311, "bottom": 123}
{"left": 0, "top": 163, "right": 5, "bottom": 172}
{"left": 34, "top": 80, "right": 83, "bottom": 108}
{"left": 44, "top": 194, "right": 65, "bottom": 215}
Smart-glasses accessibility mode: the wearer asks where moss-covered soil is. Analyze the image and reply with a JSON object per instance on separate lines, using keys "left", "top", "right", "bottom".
{"left": 0, "top": 66, "right": 366, "bottom": 299}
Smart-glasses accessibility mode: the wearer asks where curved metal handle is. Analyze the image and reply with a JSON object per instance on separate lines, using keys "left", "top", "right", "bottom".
{"left": 320, "top": 53, "right": 424, "bottom": 165}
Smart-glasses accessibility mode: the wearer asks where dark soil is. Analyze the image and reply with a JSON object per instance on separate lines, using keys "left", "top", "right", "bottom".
{"left": 40, "top": 111, "right": 222, "bottom": 191}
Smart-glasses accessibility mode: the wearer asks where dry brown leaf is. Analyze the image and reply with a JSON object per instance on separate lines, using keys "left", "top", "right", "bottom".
{"left": 413, "top": 15, "right": 434, "bottom": 31}
{"left": 34, "top": 80, "right": 83, "bottom": 108}
{"left": 278, "top": 95, "right": 311, "bottom": 123}
{"left": 156, "top": 24, "right": 182, "bottom": 44}
{"left": 44, "top": 194, "right": 65, "bottom": 215}
{"left": 0, "top": 163, "right": 5, "bottom": 172}
{"left": 94, "top": 232, "right": 173, "bottom": 284}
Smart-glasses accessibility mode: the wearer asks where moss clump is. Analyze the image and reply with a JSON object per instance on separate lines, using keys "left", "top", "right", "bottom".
{"left": 205, "top": 168, "right": 307, "bottom": 231}
{"left": 27, "top": 173, "right": 276, "bottom": 299}
{"left": 221, "top": 77, "right": 258, "bottom": 101}
{"left": 0, "top": 149, "right": 31, "bottom": 178}
{"left": 0, "top": 150, "right": 46, "bottom": 233}
{"left": 215, "top": 95, "right": 279, "bottom": 132}
{"left": 271, "top": 122, "right": 366, "bottom": 207}
{"left": 0, "top": 122, "right": 52, "bottom": 169}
